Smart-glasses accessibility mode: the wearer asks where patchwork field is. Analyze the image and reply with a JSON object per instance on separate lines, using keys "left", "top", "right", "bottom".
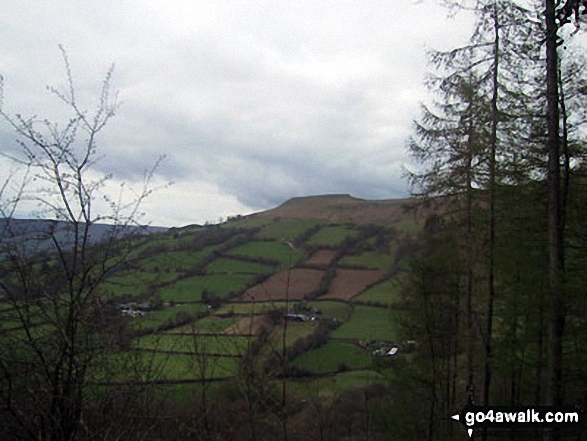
{"left": 158, "top": 274, "right": 256, "bottom": 302}
{"left": 257, "top": 218, "right": 321, "bottom": 240}
{"left": 291, "top": 341, "right": 372, "bottom": 374}
{"left": 164, "top": 315, "right": 240, "bottom": 334}
{"left": 132, "top": 304, "right": 207, "bottom": 331}
{"left": 306, "top": 225, "right": 359, "bottom": 247}
{"left": 222, "top": 315, "right": 272, "bottom": 335}
{"left": 240, "top": 268, "right": 325, "bottom": 301}
{"left": 331, "top": 305, "right": 399, "bottom": 341}
{"left": 102, "top": 271, "right": 176, "bottom": 296}
{"left": 213, "top": 300, "right": 295, "bottom": 315}
{"left": 354, "top": 275, "right": 405, "bottom": 305}
{"left": 321, "top": 269, "right": 390, "bottom": 300}
{"left": 227, "top": 241, "right": 303, "bottom": 266}
{"left": 9, "top": 195, "right": 416, "bottom": 407}
{"left": 139, "top": 248, "right": 218, "bottom": 272}
{"left": 305, "top": 249, "right": 338, "bottom": 266}
{"left": 134, "top": 334, "right": 253, "bottom": 355}
{"left": 107, "top": 351, "right": 240, "bottom": 381}
{"left": 339, "top": 250, "right": 395, "bottom": 270}
{"left": 206, "top": 257, "right": 275, "bottom": 274}
{"left": 307, "top": 300, "right": 353, "bottom": 322}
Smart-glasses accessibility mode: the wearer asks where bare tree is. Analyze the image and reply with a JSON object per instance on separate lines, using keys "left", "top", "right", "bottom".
{"left": 0, "top": 47, "right": 162, "bottom": 441}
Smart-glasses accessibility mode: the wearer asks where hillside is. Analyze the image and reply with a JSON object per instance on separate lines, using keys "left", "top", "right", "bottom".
{"left": 0, "top": 218, "right": 167, "bottom": 254}
{"left": 0, "top": 194, "right": 427, "bottom": 439}
{"left": 247, "top": 193, "right": 418, "bottom": 225}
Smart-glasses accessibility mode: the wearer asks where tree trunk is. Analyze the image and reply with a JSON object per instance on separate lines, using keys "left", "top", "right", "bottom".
{"left": 482, "top": 0, "right": 500, "bottom": 411}
{"left": 544, "top": 0, "right": 565, "bottom": 439}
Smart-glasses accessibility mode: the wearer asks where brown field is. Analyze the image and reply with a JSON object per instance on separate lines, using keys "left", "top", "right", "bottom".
{"left": 223, "top": 315, "right": 271, "bottom": 335}
{"left": 239, "top": 269, "right": 325, "bottom": 301}
{"left": 305, "top": 250, "right": 338, "bottom": 266}
{"left": 321, "top": 269, "right": 390, "bottom": 300}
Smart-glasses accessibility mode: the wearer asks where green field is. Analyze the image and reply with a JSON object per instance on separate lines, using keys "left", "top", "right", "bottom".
{"left": 288, "top": 370, "right": 388, "bottom": 399}
{"left": 206, "top": 257, "right": 275, "bottom": 274}
{"left": 167, "top": 315, "right": 240, "bottom": 334}
{"left": 306, "top": 225, "right": 359, "bottom": 247}
{"left": 331, "top": 305, "right": 398, "bottom": 341}
{"left": 307, "top": 301, "right": 352, "bottom": 322}
{"left": 214, "top": 300, "right": 296, "bottom": 315}
{"left": 103, "top": 351, "right": 240, "bottom": 381}
{"left": 258, "top": 219, "right": 322, "bottom": 240}
{"left": 227, "top": 241, "right": 303, "bottom": 266}
{"left": 102, "top": 271, "right": 176, "bottom": 296}
{"left": 291, "top": 341, "right": 372, "bottom": 374}
{"left": 354, "top": 276, "right": 404, "bottom": 305}
{"left": 390, "top": 218, "right": 424, "bottom": 235}
{"left": 134, "top": 334, "right": 253, "bottom": 355}
{"left": 131, "top": 304, "right": 207, "bottom": 331}
{"left": 264, "top": 321, "right": 318, "bottom": 357}
{"left": 125, "top": 235, "right": 175, "bottom": 260}
{"left": 157, "top": 274, "right": 256, "bottom": 302}
{"left": 221, "top": 217, "right": 272, "bottom": 229}
{"left": 139, "top": 248, "right": 219, "bottom": 272}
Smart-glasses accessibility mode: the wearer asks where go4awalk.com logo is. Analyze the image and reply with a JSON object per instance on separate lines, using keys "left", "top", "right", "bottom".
{"left": 451, "top": 405, "right": 583, "bottom": 438}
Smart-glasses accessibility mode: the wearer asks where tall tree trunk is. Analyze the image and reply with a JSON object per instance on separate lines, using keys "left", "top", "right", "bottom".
{"left": 544, "top": 0, "right": 565, "bottom": 438}
{"left": 465, "top": 122, "right": 476, "bottom": 405}
{"left": 482, "top": 0, "right": 500, "bottom": 411}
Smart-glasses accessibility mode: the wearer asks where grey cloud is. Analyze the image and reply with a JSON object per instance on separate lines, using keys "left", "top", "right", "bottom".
{"left": 0, "top": 0, "right": 479, "bottom": 225}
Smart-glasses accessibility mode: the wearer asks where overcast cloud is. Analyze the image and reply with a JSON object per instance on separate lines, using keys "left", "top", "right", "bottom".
{"left": 0, "top": 0, "right": 475, "bottom": 227}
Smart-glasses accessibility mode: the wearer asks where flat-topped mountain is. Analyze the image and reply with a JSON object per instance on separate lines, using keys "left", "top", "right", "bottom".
{"left": 248, "top": 194, "right": 418, "bottom": 225}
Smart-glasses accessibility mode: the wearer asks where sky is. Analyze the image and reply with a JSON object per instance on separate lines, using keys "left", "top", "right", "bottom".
{"left": 0, "top": 0, "right": 477, "bottom": 227}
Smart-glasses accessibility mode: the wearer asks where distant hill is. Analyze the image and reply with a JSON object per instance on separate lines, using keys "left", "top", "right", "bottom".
{"left": 0, "top": 218, "right": 167, "bottom": 253}
{"left": 247, "top": 194, "right": 421, "bottom": 225}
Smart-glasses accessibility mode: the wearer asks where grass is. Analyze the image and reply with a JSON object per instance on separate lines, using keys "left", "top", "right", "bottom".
{"left": 331, "top": 305, "right": 399, "bottom": 341}
{"left": 307, "top": 301, "right": 353, "bottom": 322}
{"left": 221, "top": 217, "right": 272, "bottom": 229}
{"left": 263, "top": 321, "right": 318, "bottom": 357}
{"left": 133, "top": 334, "right": 253, "bottom": 355}
{"left": 131, "top": 304, "right": 207, "bottom": 331}
{"left": 288, "top": 370, "right": 388, "bottom": 399}
{"left": 102, "top": 271, "right": 176, "bottom": 297}
{"left": 157, "top": 274, "right": 256, "bottom": 302}
{"left": 103, "top": 351, "right": 240, "bottom": 381}
{"left": 354, "top": 275, "right": 404, "bottom": 305}
{"left": 390, "top": 218, "right": 425, "bottom": 235}
{"left": 282, "top": 321, "right": 318, "bottom": 347}
{"left": 227, "top": 241, "right": 303, "bottom": 266}
{"left": 339, "top": 251, "right": 395, "bottom": 270}
{"left": 306, "top": 225, "right": 359, "bottom": 247}
{"left": 257, "top": 219, "right": 322, "bottom": 241}
{"left": 166, "top": 315, "right": 241, "bottom": 334}
{"left": 291, "top": 341, "right": 372, "bottom": 374}
{"left": 213, "top": 301, "right": 297, "bottom": 315}
{"left": 206, "top": 257, "right": 275, "bottom": 274}
{"left": 139, "top": 248, "right": 220, "bottom": 272}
